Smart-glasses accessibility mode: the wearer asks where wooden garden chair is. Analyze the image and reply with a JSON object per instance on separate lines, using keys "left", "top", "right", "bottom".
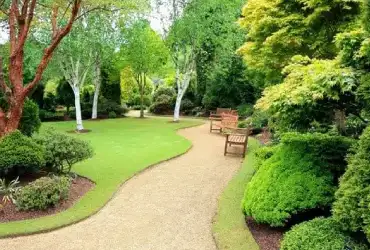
{"left": 210, "top": 113, "right": 238, "bottom": 133}
{"left": 209, "top": 108, "right": 232, "bottom": 119}
{"left": 224, "top": 127, "right": 250, "bottom": 158}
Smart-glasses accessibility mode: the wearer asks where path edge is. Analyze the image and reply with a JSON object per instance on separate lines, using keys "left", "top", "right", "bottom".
{"left": 0, "top": 121, "right": 204, "bottom": 239}
{"left": 212, "top": 138, "right": 260, "bottom": 250}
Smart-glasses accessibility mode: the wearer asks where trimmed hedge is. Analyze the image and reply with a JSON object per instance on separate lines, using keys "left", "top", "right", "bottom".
{"left": 333, "top": 126, "right": 370, "bottom": 242}
{"left": 281, "top": 218, "right": 368, "bottom": 250}
{"left": 242, "top": 133, "right": 353, "bottom": 227}
{"left": 0, "top": 131, "right": 45, "bottom": 178}
{"left": 15, "top": 176, "right": 71, "bottom": 211}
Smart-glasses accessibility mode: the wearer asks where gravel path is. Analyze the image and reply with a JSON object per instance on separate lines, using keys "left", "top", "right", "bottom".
{"left": 1, "top": 123, "right": 243, "bottom": 250}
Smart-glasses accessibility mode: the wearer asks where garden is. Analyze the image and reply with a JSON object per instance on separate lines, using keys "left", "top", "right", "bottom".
{"left": 0, "top": 0, "right": 370, "bottom": 250}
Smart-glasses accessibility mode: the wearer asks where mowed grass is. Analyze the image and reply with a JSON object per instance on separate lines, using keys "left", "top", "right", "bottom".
{"left": 212, "top": 138, "right": 260, "bottom": 250}
{"left": 0, "top": 117, "right": 203, "bottom": 238}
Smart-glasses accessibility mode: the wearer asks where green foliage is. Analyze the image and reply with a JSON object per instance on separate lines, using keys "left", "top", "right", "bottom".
{"left": 15, "top": 176, "right": 71, "bottom": 211}
{"left": 0, "top": 131, "right": 45, "bottom": 178}
{"left": 238, "top": 0, "right": 361, "bottom": 85}
{"left": 108, "top": 111, "right": 117, "bottom": 119}
{"left": 19, "top": 99, "right": 41, "bottom": 137}
{"left": 242, "top": 133, "right": 353, "bottom": 226}
{"left": 153, "top": 87, "right": 176, "bottom": 101}
{"left": 281, "top": 218, "right": 368, "bottom": 250}
{"left": 101, "top": 65, "right": 122, "bottom": 105}
{"left": 237, "top": 104, "right": 254, "bottom": 118}
{"left": 255, "top": 57, "right": 359, "bottom": 133}
{"left": 56, "top": 78, "right": 74, "bottom": 113}
{"left": 35, "top": 130, "right": 93, "bottom": 174}
{"left": 245, "top": 110, "right": 269, "bottom": 131}
{"left": 333, "top": 126, "right": 370, "bottom": 242}
{"left": 150, "top": 94, "right": 174, "bottom": 115}
{"left": 181, "top": 99, "right": 195, "bottom": 115}
{"left": 0, "top": 177, "right": 20, "bottom": 207}
{"left": 254, "top": 146, "right": 276, "bottom": 171}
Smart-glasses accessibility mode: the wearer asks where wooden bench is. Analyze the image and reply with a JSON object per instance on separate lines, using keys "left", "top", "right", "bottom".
{"left": 210, "top": 108, "right": 232, "bottom": 119}
{"left": 210, "top": 114, "right": 238, "bottom": 133}
{"left": 224, "top": 127, "right": 250, "bottom": 158}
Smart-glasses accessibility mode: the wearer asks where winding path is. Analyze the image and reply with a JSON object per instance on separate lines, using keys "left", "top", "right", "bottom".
{"left": 1, "top": 123, "right": 243, "bottom": 250}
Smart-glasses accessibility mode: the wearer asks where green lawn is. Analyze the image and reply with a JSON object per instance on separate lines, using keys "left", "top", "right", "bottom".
{"left": 213, "top": 138, "right": 260, "bottom": 250}
{"left": 0, "top": 117, "right": 203, "bottom": 238}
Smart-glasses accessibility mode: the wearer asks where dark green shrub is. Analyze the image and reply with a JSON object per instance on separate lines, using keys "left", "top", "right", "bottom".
{"left": 108, "top": 111, "right": 117, "bottom": 119}
{"left": 247, "top": 110, "right": 269, "bottom": 129}
{"left": 281, "top": 218, "right": 368, "bottom": 250}
{"left": 0, "top": 131, "right": 45, "bottom": 178}
{"left": 333, "top": 126, "right": 370, "bottom": 242}
{"left": 242, "top": 133, "right": 353, "bottom": 227}
{"left": 150, "top": 94, "right": 174, "bottom": 114}
{"left": 132, "top": 94, "right": 152, "bottom": 107}
{"left": 35, "top": 130, "right": 93, "bottom": 174}
{"left": 238, "top": 120, "right": 249, "bottom": 128}
{"left": 19, "top": 99, "right": 41, "bottom": 136}
{"left": 181, "top": 99, "right": 195, "bottom": 115}
{"left": 15, "top": 176, "right": 71, "bottom": 211}
{"left": 43, "top": 92, "right": 57, "bottom": 112}
{"left": 98, "top": 98, "right": 128, "bottom": 117}
{"left": 237, "top": 104, "right": 254, "bottom": 118}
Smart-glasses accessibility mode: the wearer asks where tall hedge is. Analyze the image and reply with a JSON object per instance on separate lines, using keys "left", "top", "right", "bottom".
{"left": 333, "top": 126, "right": 370, "bottom": 242}
{"left": 243, "top": 133, "right": 354, "bottom": 227}
{"left": 19, "top": 99, "right": 41, "bottom": 136}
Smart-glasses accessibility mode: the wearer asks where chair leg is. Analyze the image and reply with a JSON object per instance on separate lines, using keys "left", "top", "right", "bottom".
{"left": 224, "top": 136, "right": 229, "bottom": 156}
{"left": 210, "top": 120, "right": 213, "bottom": 133}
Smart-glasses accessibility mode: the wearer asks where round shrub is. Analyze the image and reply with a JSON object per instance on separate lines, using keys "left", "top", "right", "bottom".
{"left": 0, "top": 131, "right": 45, "bottom": 178}
{"left": 19, "top": 99, "right": 41, "bottom": 136}
{"left": 108, "top": 111, "right": 117, "bottom": 119}
{"left": 35, "top": 130, "right": 93, "bottom": 174}
{"left": 150, "top": 94, "right": 174, "bottom": 115}
{"left": 181, "top": 99, "right": 195, "bottom": 115}
{"left": 242, "top": 133, "right": 353, "bottom": 227}
{"left": 152, "top": 87, "right": 176, "bottom": 102}
{"left": 333, "top": 126, "right": 370, "bottom": 242}
{"left": 15, "top": 176, "right": 71, "bottom": 211}
{"left": 237, "top": 104, "right": 254, "bottom": 118}
{"left": 281, "top": 218, "right": 368, "bottom": 250}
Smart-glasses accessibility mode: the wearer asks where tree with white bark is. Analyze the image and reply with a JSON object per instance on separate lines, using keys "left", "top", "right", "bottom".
{"left": 154, "top": 0, "right": 200, "bottom": 122}
{"left": 55, "top": 22, "right": 93, "bottom": 131}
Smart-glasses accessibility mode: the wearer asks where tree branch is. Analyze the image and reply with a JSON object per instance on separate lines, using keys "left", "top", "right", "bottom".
{"left": 23, "top": 0, "right": 82, "bottom": 96}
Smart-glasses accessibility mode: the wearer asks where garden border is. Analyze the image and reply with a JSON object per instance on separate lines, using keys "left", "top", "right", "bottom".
{"left": 0, "top": 120, "right": 204, "bottom": 239}
{"left": 212, "top": 138, "right": 260, "bottom": 250}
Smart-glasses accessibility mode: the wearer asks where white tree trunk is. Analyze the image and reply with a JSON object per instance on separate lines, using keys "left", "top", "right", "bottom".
{"left": 73, "top": 86, "right": 84, "bottom": 131}
{"left": 92, "top": 55, "right": 101, "bottom": 119}
{"left": 173, "top": 73, "right": 191, "bottom": 122}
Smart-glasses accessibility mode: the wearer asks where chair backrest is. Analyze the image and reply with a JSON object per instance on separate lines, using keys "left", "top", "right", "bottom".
{"left": 216, "top": 108, "right": 232, "bottom": 115}
{"left": 221, "top": 114, "right": 239, "bottom": 128}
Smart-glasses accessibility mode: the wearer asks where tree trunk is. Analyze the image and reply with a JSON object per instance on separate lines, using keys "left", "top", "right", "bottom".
{"left": 73, "top": 86, "right": 84, "bottom": 131}
{"left": 92, "top": 55, "right": 101, "bottom": 119}
{"left": 140, "top": 74, "right": 145, "bottom": 118}
{"left": 5, "top": 99, "right": 25, "bottom": 134}
{"left": 335, "top": 109, "right": 346, "bottom": 135}
{"left": 174, "top": 73, "right": 191, "bottom": 122}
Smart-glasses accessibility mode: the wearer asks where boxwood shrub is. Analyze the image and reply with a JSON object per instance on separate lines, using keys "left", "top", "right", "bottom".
{"left": 281, "top": 218, "right": 368, "bottom": 250}
{"left": 242, "top": 133, "right": 353, "bottom": 227}
{"left": 0, "top": 131, "right": 45, "bottom": 178}
{"left": 333, "top": 126, "right": 370, "bottom": 242}
{"left": 15, "top": 176, "right": 72, "bottom": 211}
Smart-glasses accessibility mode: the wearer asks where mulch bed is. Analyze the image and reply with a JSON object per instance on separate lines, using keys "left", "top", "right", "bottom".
{"left": 0, "top": 176, "right": 95, "bottom": 223}
{"left": 246, "top": 217, "right": 287, "bottom": 250}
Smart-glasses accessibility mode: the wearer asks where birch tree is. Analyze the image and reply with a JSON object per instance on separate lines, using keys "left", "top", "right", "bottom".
{"left": 154, "top": 0, "right": 199, "bottom": 122}
{"left": 55, "top": 23, "right": 93, "bottom": 131}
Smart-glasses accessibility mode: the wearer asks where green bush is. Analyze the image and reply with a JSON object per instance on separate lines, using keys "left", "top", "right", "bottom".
{"left": 35, "top": 130, "right": 93, "bottom": 174}
{"left": 132, "top": 94, "right": 152, "bottom": 107}
{"left": 181, "top": 99, "right": 195, "bottom": 115}
{"left": 0, "top": 131, "right": 45, "bottom": 178}
{"left": 333, "top": 126, "right": 370, "bottom": 242}
{"left": 15, "top": 176, "right": 71, "bottom": 211}
{"left": 152, "top": 87, "right": 176, "bottom": 102}
{"left": 19, "top": 99, "right": 41, "bottom": 136}
{"left": 281, "top": 218, "right": 368, "bottom": 250}
{"left": 242, "top": 133, "right": 353, "bottom": 227}
{"left": 150, "top": 94, "right": 174, "bottom": 114}
{"left": 108, "top": 111, "right": 117, "bottom": 119}
{"left": 237, "top": 104, "right": 254, "bottom": 118}
{"left": 254, "top": 146, "right": 276, "bottom": 171}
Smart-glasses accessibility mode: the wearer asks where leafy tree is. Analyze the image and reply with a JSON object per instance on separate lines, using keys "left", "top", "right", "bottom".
{"left": 56, "top": 78, "right": 74, "bottom": 115}
{"left": 238, "top": 0, "right": 361, "bottom": 87}
{"left": 120, "top": 20, "right": 169, "bottom": 118}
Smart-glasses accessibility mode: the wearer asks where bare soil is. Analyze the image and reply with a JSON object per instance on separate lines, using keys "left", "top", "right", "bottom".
{"left": 0, "top": 176, "right": 94, "bottom": 223}
{"left": 246, "top": 217, "right": 286, "bottom": 250}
